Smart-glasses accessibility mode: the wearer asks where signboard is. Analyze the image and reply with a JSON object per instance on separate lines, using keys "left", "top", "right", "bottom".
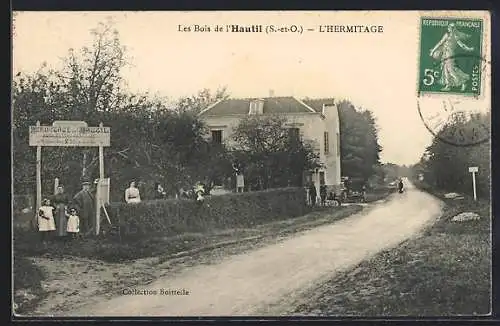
{"left": 29, "top": 125, "right": 110, "bottom": 147}
{"left": 96, "top": 178, "right": 111, "bottom": 205}
{"left": 52, "top": 120, "right": 87, "bottom": 128}
{"left": 468, "top": 166, "right": 479, "bottom": 173}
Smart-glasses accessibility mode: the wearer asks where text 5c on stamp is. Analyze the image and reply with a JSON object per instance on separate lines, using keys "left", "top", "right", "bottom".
{"left": 418, "top": 17, "right": 483, "bottom": 97}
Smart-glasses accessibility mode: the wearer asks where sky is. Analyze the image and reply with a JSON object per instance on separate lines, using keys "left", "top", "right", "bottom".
{"left": 12, "top": 11, "right": 491, "bottom": 165}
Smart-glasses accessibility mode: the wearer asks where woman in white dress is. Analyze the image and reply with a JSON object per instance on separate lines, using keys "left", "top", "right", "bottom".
{"left": 125, "top": 181, "right": 141, "bottom": 204}
{"left": 66, "top": 207, "right": 80, "bottom": 239}
{"left": 38, "top": 198, "right": 56, "bottom": 243}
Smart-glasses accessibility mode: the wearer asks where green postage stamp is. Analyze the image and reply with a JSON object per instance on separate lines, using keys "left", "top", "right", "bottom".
{"left": 418, "top": 17, "right": 483, "bottom": 96}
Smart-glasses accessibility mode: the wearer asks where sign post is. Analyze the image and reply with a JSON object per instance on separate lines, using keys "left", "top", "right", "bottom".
{"left": 468, "top": 166, "right": 478, "bottom": 201}
{"left": 29, "top": 121, "right": 111, "bottom": 235}
{"left": 35, "top": 121, "right": 41, "bottom": 222}
{"left": 95, "top": 177, "right": 111, "bottom": 235}
{"left": 99, "top": 122, "right": 105, "bottom": 179}
{"left": 54, "top": 177, "right": 59, "bottom": 195}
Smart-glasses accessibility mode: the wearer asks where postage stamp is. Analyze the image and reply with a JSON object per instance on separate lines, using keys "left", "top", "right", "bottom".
{"left": 418, "top": 17, "right": 484, "bottom": 97}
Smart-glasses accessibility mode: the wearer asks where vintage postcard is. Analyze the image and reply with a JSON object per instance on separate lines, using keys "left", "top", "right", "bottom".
{"left": 12, "top": 11, "right": 491, "bottom": 318}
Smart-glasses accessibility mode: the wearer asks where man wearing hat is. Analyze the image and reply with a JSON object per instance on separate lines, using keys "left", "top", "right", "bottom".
{"left": 72, "top": 179, "right": 95, "bottom": 235}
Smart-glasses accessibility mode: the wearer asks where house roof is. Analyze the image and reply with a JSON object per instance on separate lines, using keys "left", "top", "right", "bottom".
{"left": 199, "top": 96, "right": 335, "bottom": 116}
{"left": 302, "top": 98, "right": 336, "bottom": 113}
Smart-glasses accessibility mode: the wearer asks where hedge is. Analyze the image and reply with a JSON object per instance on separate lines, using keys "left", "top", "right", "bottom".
{"left": 104, "top": 187, "right": 307, "bottom": 238}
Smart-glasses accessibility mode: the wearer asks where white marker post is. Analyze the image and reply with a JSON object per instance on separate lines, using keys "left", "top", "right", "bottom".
{"left": 54, "top": 177, "right": 59, "bottom": 195}
{"left": 468, "top": 166, "right": 479, "bottom": 201}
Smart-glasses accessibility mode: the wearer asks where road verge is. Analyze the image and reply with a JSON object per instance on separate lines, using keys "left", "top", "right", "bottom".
{"left": 287, "top": 185, "right": 491, "bottom": 316}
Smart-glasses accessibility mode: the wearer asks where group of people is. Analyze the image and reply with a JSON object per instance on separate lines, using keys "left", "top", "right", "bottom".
{"left": 37, "top": 180, "right": 96, "bottom": 244}
{"left": 124, "top": 181, "right": 176, "bottom": 203}
{"left": 124, "top": 180, "right": 206, "bottom": 204}
{"left": 308, "top": 183, "right": 340, "bottom": 207}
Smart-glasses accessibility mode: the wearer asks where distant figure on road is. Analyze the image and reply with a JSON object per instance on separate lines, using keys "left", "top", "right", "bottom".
{"left": 308, "top": 183, "right": 317, "bottom": 207}
{"left": 398, "top": 178, "right": 404, "bottom": 193}
{"left": 125, "top": 181, "right": 141, "bottom": 204}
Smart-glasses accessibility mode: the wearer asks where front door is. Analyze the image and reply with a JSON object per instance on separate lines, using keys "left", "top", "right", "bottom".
{"left": 319, "top": 172, "right": 325, "bottom": 185}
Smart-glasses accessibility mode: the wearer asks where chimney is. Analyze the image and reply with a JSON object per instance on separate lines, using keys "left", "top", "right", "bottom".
{"left": 269, "top": 89, "right": 275, "bottom": 97}
{"left": 249, "top": 98, "right": 265, "bottom": 115}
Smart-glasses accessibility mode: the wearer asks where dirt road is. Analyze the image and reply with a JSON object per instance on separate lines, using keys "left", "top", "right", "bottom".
{"left": 69, "top": 182, "right": 442, "bottom": 317}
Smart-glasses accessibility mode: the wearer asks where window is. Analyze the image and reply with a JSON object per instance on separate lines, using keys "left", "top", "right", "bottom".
{"left": 288, "top": 128, "right": 300, "bottom": 144}
{"left": 211, "top": 130, "right": 222, "bottom": 144}
{"left": 324, "top": 132, "right": 329, "bottom": 154}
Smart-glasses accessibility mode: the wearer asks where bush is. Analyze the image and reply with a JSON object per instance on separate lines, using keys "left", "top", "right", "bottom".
{"left": 105, "top": 187, "right": 307, "bottom": 239}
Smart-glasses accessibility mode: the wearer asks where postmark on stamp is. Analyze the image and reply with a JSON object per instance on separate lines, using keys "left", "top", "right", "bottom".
{"left": 417, "top": 98, "right": 490, "bottom": 147}
{"left": 418, "top": 17, "right": 483, "bottom": 97}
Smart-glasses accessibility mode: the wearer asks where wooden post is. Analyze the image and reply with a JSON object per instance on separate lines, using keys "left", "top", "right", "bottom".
{"left": 82, "top": 152, "right": 87, "bottom": 180}
{"left": 99, "top": 122, "right": 104, "bottom": 179}
{"left": 95, "top": 182, "right": 101, "bottom": 236}
{"left": 468, "top": 166, "right": 479, "bottom": 201}
{"left": 472, "top": 171, "right": 477, "bottom": 201}
{"left": 96, "top": 122, "right": 105, "bottom": 235}
{"left": 54, "top": 177, "right": 59, "bottom": 195}
{"left": 35, "top": 121, "right": 42, "bottom": 218}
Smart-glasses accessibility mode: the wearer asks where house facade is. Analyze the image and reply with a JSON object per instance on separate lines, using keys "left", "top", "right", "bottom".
{"left": 198, "top": 96, "right": 342, "bottom": 196}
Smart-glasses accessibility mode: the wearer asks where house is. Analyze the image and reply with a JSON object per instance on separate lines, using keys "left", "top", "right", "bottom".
{"left": 198, "top": 95, "right": 342, "bottom": 196}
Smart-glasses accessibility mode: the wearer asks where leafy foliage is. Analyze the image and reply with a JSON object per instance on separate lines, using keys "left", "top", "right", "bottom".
{"left": 411, "top": 111, "right": 490, "bottom": 198}
{"left": 231, "top": 115, "right": 321, "bottom": 190}
{"left": 12, "top": 20, "right": 233, "bottom": 201}
{"left": 13, "top": 19, "right": 384, "bottom": 203}
{"left": 337, "top": 100, "right": 382, "bottom": 182}
{"left": 176, "top": 87, "right": 229, "bottom": 114}
{"left": 105, "top": 187, "right": 307, "bottom": 238}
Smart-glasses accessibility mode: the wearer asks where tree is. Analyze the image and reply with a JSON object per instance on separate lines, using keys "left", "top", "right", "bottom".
{"left": 58, "top": 18, "right": 128, "bottom": 118}
{"left": 12, "top": 19, "right": 233, "bottom": 201}
{"left": 231, "top": 115, "right": 320, "bottom": 190}
{"left": 337, "top": 100, "right": 382, "bottom": 182}
{"left": 414, "top": 111, "right": 490, "bottom": 198}
{"left": 176, "top": 87, "right": 230, "bottom": 114}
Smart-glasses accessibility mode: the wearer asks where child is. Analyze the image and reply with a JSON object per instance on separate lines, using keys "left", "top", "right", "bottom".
{"left": 38, "top": 198, "right": 56, "bottom": 243}
{"left": 66, "top": 207, "right": 80, "bottom": 239}
{"left": 195, "top": 183, "right": 205, "bottom": 205}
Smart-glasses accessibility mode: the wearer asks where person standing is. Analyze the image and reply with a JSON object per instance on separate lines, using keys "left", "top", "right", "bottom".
{"left": 194, "top": 182, "right": 206, "bottom": 208}
{"left": 153, "top": 182, "right": 167, "bottom": 200}
{"left": 72, "top": 180, "right": 95, "bottom": 235}
{"left": 125, "top": 181, "right": 141, "bottom": 203}
{"left": 308, "top": 183, "right": 317, "bottom": 207}
{"left": 52, "top": 185, "right": 69, "bottom": 239}
{"left": 320, "top": 184, "right": 327, "bottom": 206}
{"left": 38, "top": 198, "right": 56, "bottom": 245}
{"left": 66, "top": 207, "right": 80, "bottom": 239}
